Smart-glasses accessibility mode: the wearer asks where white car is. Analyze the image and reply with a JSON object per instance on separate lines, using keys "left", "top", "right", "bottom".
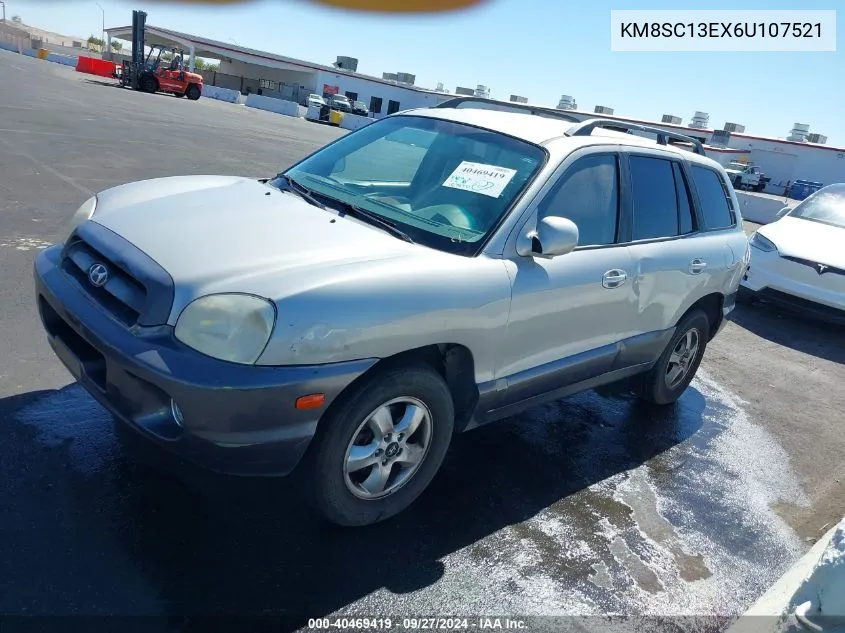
{"left": 740, "top": 183, "right": 845, "bottom": 323}
{"left": 307, "top": 94, "right": 326, "bottom": 108}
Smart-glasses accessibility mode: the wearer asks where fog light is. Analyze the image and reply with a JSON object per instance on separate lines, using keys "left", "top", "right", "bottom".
{"left": 170, "top": 399, "right": 184, "bottom": 427}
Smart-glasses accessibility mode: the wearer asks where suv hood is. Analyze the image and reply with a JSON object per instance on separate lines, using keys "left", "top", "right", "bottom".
{"left": 759, "top": 216, "right": 845, "bottom": 268}
{"left": 90, "top": 176, "right": 421, "bottom": 317}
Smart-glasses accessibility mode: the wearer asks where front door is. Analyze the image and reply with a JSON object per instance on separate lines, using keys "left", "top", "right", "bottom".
{"left": 497, "top": 150, "right": 641, "bottom": 401}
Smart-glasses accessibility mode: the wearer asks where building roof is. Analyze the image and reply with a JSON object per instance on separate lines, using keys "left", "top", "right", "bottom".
{"left": 105, "top": 23, "right": 454, "bottom": 98}
{"left": 557, "top": 106, "right": 845, "bottom": 153}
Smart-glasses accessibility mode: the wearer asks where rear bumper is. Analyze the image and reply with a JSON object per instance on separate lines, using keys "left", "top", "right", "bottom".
{"left": 35, "top": 245, "right": 376, "bottom": 476}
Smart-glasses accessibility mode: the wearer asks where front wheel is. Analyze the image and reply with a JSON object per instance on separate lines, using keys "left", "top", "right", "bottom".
{"left": 638, "top": 310, "right": 709, "bottom": 405}
{"left": 139, "top": 75, "right": 158, "bottom": 94}
{"left": 300, "top": 365, "right": 454, "bottom": 526}
{"left": 185, "top": 84, "right": 201, "bottom": 100}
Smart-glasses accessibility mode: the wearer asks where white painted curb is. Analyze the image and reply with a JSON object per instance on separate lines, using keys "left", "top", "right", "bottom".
{"left": 728, "top": 517, "right": 845, "bottom": 633}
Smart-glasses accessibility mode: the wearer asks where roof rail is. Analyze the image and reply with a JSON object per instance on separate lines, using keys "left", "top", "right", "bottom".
{"left": 434, "top": 96, "right": 581, "bottom": 123}
{"left": 565, "top": 118, "right": 707, "bottom": 156}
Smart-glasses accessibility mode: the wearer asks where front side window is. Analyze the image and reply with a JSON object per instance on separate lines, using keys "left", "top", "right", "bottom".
{"left": 275, "top": 115, "right": 546, "bottom": 256}
{"left": 537, "top": 154, "right": 619, "bottom": 247}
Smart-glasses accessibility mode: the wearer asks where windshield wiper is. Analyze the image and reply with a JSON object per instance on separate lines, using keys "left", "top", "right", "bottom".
{"left": 336, "top": 202, "right": 415, "bottom": 244}
{"left": 275, "top": 174, "right": 325, "bottom": 209}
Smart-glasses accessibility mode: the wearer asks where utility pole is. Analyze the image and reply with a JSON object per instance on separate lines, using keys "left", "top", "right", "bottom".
{"left": 1, "top": 1, "right": 6, "bottom": 22}
{"left": 95, "top": 2, "right": 104, "bottom": 53}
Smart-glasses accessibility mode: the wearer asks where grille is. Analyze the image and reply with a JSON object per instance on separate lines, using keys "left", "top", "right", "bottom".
{"left": 61, "top": 236, "right": 147, "bottom": 325}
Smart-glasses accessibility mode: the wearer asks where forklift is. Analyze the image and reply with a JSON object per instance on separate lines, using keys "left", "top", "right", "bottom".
{"left": 118, "top": 10, "right": 204, "bottom": 100}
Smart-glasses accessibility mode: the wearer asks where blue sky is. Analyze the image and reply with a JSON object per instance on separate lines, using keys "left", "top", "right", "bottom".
{"left": 8, "top": 0, "right": 844, "bottom": 144}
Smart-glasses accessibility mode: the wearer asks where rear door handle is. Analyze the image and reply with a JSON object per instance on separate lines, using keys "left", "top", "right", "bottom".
{"left": 689, "top": 258, "right": 708, "bottom": 274}
{"left": 602, "top": 269, "right": 628, "bottom": 289}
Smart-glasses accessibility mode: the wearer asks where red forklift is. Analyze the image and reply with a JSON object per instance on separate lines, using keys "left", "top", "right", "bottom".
{"left": 118, "top": 10, "right": 204, "bottom": 100}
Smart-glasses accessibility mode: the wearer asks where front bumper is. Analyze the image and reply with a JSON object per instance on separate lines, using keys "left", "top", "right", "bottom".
{"left": 35, "top": 245, "right": 376, "bottom": 476}
{"left": 740, "top": 248, "right": 845, "bottom": 325}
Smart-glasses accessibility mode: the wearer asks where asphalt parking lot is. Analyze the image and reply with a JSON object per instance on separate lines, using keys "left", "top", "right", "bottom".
{"left": 2, "top": 51, "right": 845, "bottom": 627}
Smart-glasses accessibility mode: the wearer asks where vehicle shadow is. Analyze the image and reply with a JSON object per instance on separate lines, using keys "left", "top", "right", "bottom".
{"left": 729, "top": 303, "right": 845, "bottom": 365}
{"left": 0, "top": 382, "right": 707, "bottom": 625}
{"left": 82, "top": 78, "right": 122, "bottom": 88}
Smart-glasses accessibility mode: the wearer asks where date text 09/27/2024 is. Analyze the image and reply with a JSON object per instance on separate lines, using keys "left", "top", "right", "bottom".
{"left": 308, "top": 617, "right": 528, "bottom": 630}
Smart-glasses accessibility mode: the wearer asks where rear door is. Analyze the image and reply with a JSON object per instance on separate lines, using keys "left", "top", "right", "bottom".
{"left": 623, "top": 151, "right": 732, "bottom": 335}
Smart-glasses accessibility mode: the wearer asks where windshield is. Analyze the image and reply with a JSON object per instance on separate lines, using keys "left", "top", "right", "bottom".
{"left": 788, "top": 184, "right": 845, "bottom": 229}
{"left": 274, "top": 115, "right": 546, "bottom": 256}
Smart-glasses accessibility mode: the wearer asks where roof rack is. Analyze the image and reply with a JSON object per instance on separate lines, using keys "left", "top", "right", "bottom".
{"left": 434, "top": 96, "right": 581, "bottom": 123}
{"left": 565, "top": 119, "right": 707, "bottom": 156}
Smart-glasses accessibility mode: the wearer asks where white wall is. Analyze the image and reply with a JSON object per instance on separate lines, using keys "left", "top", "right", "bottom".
{"left": 219, "top": 59, "right": 317, "bottom": 93}
{"left": 315, "top": 70, "right": 451, "bottom": 118}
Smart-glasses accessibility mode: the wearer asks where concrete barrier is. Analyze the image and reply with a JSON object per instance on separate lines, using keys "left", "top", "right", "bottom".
{"left": 737, "top": 191, "right": 796, "bottom": 225}
{"left": 47, "top": 53, "right": 77, "bottom": 67}
{"left": 201, "top": 85, "right": 244, "bottom": 104}
{"left": 244, "top": 94, "right": 300, "bottom": 117}
{"left": 339, "top": 113, "right": 375, "bottom": 131}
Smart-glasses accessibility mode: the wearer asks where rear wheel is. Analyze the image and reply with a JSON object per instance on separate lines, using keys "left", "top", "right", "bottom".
{"left": 300, "top": 365, "right": 454, "bottom": 526}
{"left": 185, "top": 84, "right": 201, "bottom": 101}
{"left": 174, "top": 91, "right": 185, "bottom": 98}
{"left": 139, "top": 75, "right": 158, "bottom": 94}
{"left": 638, "top": 310, "right": 709, "bottom": 405}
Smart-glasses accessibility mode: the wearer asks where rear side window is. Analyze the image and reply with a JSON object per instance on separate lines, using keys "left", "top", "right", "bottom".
{"left": 692, "top": 166, "right": 736, "bottom": 230}
{"left": 629, "top": 156, "right": 698, "bottom": 240}
{"left": 630, "top": 156, "right": 679, "bottom": 240}
{"left": 538, "top": 154, "right": 619, "bottom": 246}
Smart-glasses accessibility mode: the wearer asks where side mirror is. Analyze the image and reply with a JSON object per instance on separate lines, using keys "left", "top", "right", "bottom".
{"left": 517, "top": 215, "right": 579, "bottom": 258}
{"left": 775, "top": 206, "right": 791, "bottom": 220}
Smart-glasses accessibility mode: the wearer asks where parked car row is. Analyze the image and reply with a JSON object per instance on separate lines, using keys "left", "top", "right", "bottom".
{"left": 307, "top": 92, "right": 370, "bottom": 116}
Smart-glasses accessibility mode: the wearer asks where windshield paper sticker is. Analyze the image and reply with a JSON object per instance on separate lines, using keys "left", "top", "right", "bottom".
{"left": 442, "top": 162, "right": 517, "bottom": 198}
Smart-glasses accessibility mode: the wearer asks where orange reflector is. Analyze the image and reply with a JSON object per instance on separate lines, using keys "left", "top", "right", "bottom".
{"left": 296, "top": 393, "right": 326, "bottom": 410}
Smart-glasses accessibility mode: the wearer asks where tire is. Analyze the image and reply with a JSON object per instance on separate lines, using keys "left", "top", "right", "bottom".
{"left": 175, "top": 92, "right": 185, "bottom": 98}
{"left": 185, "top": 84, "right": 201, "bottom": 101}
{"left": 140, "top": 75, "right": 158, "bottom": 94}
{"left": 637, "top": 309, "right": 709, "bottom": 405}
{"left": 300, "top": 365, "right": 454, "bottom": 527}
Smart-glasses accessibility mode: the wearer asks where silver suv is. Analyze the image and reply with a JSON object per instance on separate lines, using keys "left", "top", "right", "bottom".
{"left": 34, "top": 97, "right": 750, "bottom": 526}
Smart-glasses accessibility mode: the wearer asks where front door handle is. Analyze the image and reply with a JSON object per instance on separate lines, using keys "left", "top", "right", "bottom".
{"left": 689, "top": 258, "right": 708, "bottom": 275}
{"left": 602, "top": 269, "right": 628, "bottom": 289}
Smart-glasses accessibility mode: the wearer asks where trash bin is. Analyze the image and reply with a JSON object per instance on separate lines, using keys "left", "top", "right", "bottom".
{"left": 37, "top": 48, "right": 50, "bottom": 60}
{"left": 329, "top": 109, "right": 345, "bottom": 126}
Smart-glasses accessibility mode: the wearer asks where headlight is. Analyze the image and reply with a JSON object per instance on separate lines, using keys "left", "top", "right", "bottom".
{"left": 62, "top": 196, "right": 97, "bottom": 241}
{"left": 174, "top": 294, "right": 276, "bottom": 364}
{"left": 749, "top": 232, "right": 777, "bottom": 253}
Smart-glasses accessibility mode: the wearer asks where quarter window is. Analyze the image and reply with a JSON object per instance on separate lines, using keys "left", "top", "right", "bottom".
{"left": 538, "top": 154, "right": 619, "bottom": 246}
{"left": 692, "top": 166, "right": 736, "bottom": 230}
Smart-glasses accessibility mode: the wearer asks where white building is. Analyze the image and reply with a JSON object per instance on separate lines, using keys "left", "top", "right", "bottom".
{"left": 554, "top": 108, "right": 845, "bottom": 193}
{"left": 104, "top": 23, "right": 454, "bottom": 116}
